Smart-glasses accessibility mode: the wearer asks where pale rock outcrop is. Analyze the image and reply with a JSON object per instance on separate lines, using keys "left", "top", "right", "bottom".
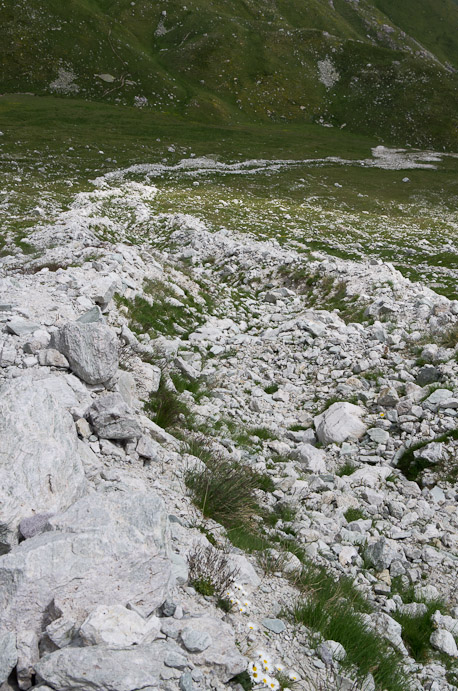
{"left": 0, "top": 492, "right": 171, "bottom": 633}
{"left": 35, "top": 640, "right": 186, "bottom": 691}
{"left": 0, "top": 377, "right": 87, "bottom": 552}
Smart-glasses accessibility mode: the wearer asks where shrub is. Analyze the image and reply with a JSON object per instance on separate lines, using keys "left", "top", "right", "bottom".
{"left": 264, "top": 383, "right": 279, "bottom": 394}
{"left": 187, "top": 542, "right": 239, "bottom": 601}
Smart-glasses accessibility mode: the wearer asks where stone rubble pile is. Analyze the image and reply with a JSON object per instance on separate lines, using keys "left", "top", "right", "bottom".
{"left": 0, "top": 204, "right": 457, "bottom": 691}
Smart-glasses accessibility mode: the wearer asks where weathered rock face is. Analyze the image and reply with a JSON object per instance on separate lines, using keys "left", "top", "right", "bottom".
{"left": 314, "top": 402, "right": 367, "bottom": 445}
{"left": 57, "top": 322, "right": 118, "bottom": 385}
{"left": 0, "top": 631, "right": 17, "bottom": 684}
{"left": 87, "top": 393, "right": 142, "bottom": 439}
{"left": 290, "top": 443, "right": 327, "bottom": 473}
{"left": 35, "top": 640, "right": 184, "bottom": 691}
{"left": 0, "top": 492, "right": 171, "bottom": 634}
{"left": 79, "top": 605, "right": 161, "bottom": 647}
{"left": 0, "top": 377, "right": 87, "bottom": 553}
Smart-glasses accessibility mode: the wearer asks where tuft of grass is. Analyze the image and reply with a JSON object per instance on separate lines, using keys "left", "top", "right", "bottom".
{"left": 396, "top": 429, "right": 458, "bottom": 483}
{"left": 264, "top": 383, "right": 279, "bottom": 394}
{"left": 436, "top": 323, "right": 458, "bottom": 349}
{"left": 336, "top": 461, "right": 358, "bottom": 477}
{"left": 185, "top": 453, "right": 260, "bottom": 532}
{"left": 344, "top": 507, "right": 366, "bottom": 522}
{"left": 249, "top": 427, "right": 278, "bottom": 441}
{"left": 393, "top": 602, "right": 446, "bottom": 662}
{"left": 145, "top": 377, "right": 193, "bottom": 429}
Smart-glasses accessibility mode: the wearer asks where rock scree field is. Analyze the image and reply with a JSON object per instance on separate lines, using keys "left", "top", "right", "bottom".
{"left": 1, "top": 2, "right": 458, "bottom": 691}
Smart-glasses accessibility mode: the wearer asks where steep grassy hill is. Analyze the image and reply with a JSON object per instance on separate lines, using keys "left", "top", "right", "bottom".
{"left": 1, "top": 0, "right": 458, "bottom": 149}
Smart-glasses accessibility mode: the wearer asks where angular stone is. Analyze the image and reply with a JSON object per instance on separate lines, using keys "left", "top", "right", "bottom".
{"left": 57, "top": 322, "right": 118, "bottom": 385}
{"left": 364, "top": 537, "right": 399, "bottom": 571}
{"left": 16, "top": 630, "right": 39, "bottom": 690}
{"left": 38, "top": 348, "right": 69, "bottom": 368}
{"left": 262, "top": 618, "right": 285, "bottom": 634}
{"left": 290, "top": 443, "right": 326, "bottom": 473}
{"left": 174, "top": 357, "right": 200, "bottom": 382}
{"left": 87, "top": 393, "right": 142, "bottom": 440}
{"left": 180, "top": 628, "right": 212, "bottom": 653}
{"left": 367, "top": 428, "right": 389, "bottom": 444}
{"left": 430, "top": 629, "right": 458, "bottom": 657}
{"left": 314, "top": 402, "right": 367, "bottom": 445}
{"left": 0, "top": 632, "right": 17, "bottom": 684}
{"left": 377, "top": 387, "right": 399, "bottom": 407}
{"left": 0, "top": 377, "right": 87, "bottom": 552}
{"left": 136, "top": 435, "right": 159, "bottom": 462}
{"left": 0, "top": 492, "right": 171, "bottom": 634}
{"left": 178, "top": 617, "right": 245, "bottom": 681}
{"left": 80, "top": 605, "right": 160, "bottom": 647}
{"left": 6, "top": 317, "right": 40, "bottom": 336}
{"left": 45, "top": 617, "right": 77, "bottom": 649}
{"left": 416, "top": 365, "right": 440, "bottom": 387}
{"left": 19, "top": 513, "right": 54, "bottom": 540}
{"left": 423, "top": 388, "right": 455, "bottom": 412}
{"left": 76, "top": 306, "right": 104, "bottom": 324}
{"left": 413, "top": 442, "right": 445, "bottom": 465}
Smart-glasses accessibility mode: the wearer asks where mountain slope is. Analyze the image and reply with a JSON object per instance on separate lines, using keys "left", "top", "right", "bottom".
{"left": 1, "top": 0, "right": 458, "bottom": 149}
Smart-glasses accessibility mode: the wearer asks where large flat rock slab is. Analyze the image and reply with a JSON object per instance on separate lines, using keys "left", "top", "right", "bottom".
{"left": 0, "top": 377, "right": 87, "bottom": 553}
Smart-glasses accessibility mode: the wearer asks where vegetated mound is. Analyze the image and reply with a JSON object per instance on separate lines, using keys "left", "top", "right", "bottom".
{"left": 2, "top": 0, "right": 458, "bottom": 149}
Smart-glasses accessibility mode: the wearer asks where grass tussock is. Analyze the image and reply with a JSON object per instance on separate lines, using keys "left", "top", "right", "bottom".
{"left": 145, "top": 377, "right": 193, "bottom": 429}
{"left": 290, "top": 563, "right": 409, "bottom": 690}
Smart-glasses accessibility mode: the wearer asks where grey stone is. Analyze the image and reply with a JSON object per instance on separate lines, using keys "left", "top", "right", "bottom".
{"left": 35, "top": 640, "right": 182, "bottom": 691}
{"left": 0, "top": 632, "right": 17, "bottom": 684}
{"left": 366, "top": 428, "right": 389, "bottom": 444}
{"left": 38, "top": 348, "right": 70, "bottom": 368}
{"left": 6, "top": 318, "right": 40, "bottom": 336}
{"left": 413, "top": 442, "right": 445, "bottom": 465}
{"left": 416, "top": 365, "right": 441, "bottom": 387}
{"left": 423, "top": 388, "right": 455, "bottom": 412}
{"left": 377, "top": 387, "right": 399, "bottom": 407}
{"left": 364, "top": 537, "right": 399, "bottom": 571}
{"left": 290, "top": 443, "right": 326, "bottom": 473}
{"left": 262, "top": 618, "right": 285, "bottom": 634}
{"left": 19, "top": 513, "right": 54, "bottom": 540}
{"left": 161, "top": 599, "right": 177, "bottom": 617}
{"left": 137, "top": 435, "right": 159, "bottom": 462}
{"left": 16, "top": 630, "right": 39, "bottom": 690}
{"left": 164, "top": 651, "right": 188, "bottom": 670}
{"left": 87, "top": 393, "right": 142, "bottom": 440}
{"left": 57, "top": 322, "right": 118, "bottom": 385}
{"left": 79, "top": 605, "right": 160, "bottom": 647}
{"left": 177, "top": 617, "right": 245, "bottom": 681}
{"left": 45, "top": 617, "right": 77, "bottom": 649}
{"left": 316, "top": 640, "right": 346, "bottom": 664}
{"left": 180, "top": 628, "right": 212, "bottom": 653}
{"left": 76, "top": 306, "right": 104, "bottom": 324}
{"left": 0, "top": 377, "right": 87, "bottom": 552}
{"left": 179, "top": 672, "right": 194, "bottom": 691}
{"left": 86, "top": 276, "right": 119, "bottom": 308}
{"left": 174, "top": 357, "right": 199, "bottom": 382}
{"left": 0, "top": 493, "right": 171, "bottom": 634}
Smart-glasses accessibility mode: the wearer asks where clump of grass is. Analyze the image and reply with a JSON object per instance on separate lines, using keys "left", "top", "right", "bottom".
{"left": 145, "top": 377, "right": 193, "bottom": 429}
{"left": 249, "top": 426, "right": 278, "bottom": 441}
{"left": 229, "top": 672, "right": 253, "bottom": 691}
{"left": 185, "top": 453, "right": 260, "bottom": 531}
{"left": 336, "top": 461, "right": 357, "bottom": 477}
{"left": 394, "top": 602, "right": 446, "bottom": 662}
{"left": 344, "top": 507, "right": 366, "bottom": 522}
{"left": 264, "top": 383, "right": 279, "bottom": 394}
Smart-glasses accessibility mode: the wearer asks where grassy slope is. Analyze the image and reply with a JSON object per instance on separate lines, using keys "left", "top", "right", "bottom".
{"left": 1, "top": 0, "right": 458, "bottom": 149}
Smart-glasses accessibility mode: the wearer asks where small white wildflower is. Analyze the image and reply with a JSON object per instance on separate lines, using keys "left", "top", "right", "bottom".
{"left": 247, "top": 621, "right": 258, "bottom": 631}
{"left": 274, "top": 663, "right": 284, "bottom": 672}
{"left": 289, "top": 670, "right": 300, "bottom": 681}
{"left": 267, "top": 678, "right": 280, "bottom": 690}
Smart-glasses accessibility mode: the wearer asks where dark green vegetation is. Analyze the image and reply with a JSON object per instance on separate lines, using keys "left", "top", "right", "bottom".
{"left": 292, "top": 563, "right": 408, "bottom": 690}
{"left": 3, "top": 0, "right": 458, "bottom": 149}
{"left": 1, "top": 95, "right": 457, "bottom": 299}
{"left": 396, "top": 429, "right": 458, "bottom": 483}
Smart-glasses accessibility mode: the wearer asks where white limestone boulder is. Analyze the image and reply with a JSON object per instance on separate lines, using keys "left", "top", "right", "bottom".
{"left": 314, "top": 402, "right": 367, "bottom": 445}
{"left": 0, "top": 377, "right": 87, "bottom": 553}
{"left": 57, "top": 322, "right": 118, "bottom": 385}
